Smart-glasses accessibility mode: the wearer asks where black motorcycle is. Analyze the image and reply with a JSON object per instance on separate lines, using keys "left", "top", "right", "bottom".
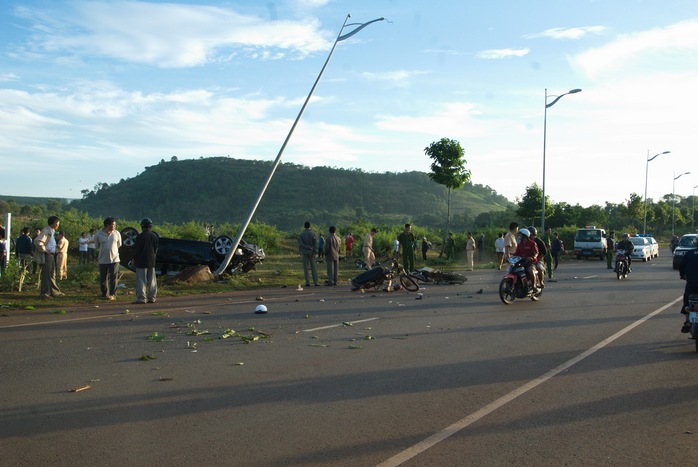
{"left": 614, "top": 249, "right": 630, "bottom": 280}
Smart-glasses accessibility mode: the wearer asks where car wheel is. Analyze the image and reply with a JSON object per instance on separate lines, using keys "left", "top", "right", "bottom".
{"left": 213, "top": 235, "right": 234, "bottom": 257}
{"left": 120, "top": 227, "right": 139, "bottom": 247}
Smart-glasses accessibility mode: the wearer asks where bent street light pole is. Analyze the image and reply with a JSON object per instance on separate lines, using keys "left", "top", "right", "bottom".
{"left": 541, "top": 88, "right": 581, "bottom": 233}
{"left": 642, "top": 150, "right": 670, "bottom": 234}
{"left": 672, "top": 171, "right": 690, "bottom": 237}
{"left": 214, "top": 15, "right": 385, "bottom": 277}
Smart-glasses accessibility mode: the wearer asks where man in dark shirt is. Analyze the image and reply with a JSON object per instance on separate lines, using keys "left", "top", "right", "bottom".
{"left": 133, "top": 218, "right": 159, "bottom": 304}
{"left": 679, "top": 248, "right": 698, "bottom": 333}
{"left": 15, "top": 227, "right": 34, "bottom": 270}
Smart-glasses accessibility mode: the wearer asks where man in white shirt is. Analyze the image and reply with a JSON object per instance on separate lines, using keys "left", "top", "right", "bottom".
{"left": 34, "top": 215, "right": 63, "bottom": 298}
{"left": 95, "top": 217, "right": 122, "bottom": 301}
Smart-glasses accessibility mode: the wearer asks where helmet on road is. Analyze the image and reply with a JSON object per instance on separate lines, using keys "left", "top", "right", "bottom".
{"left": 140, "top": 218, "right": 153, "bottom": 229}
{"left": 527, "top": 226, "right": 537, "bottom": 236}
{"left": 519, "top": 228, "right": 530, "bottom": 239}
{"left": 254, "top": 304, "right": 268, "bottom": 314}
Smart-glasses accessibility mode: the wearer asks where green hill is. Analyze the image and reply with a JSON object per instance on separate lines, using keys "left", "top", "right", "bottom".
{"left": 69, "top": 157, "right": 512, "bottom": 231}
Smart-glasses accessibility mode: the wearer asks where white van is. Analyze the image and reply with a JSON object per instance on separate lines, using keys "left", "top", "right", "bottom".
{"left": 573, "top": 226, "right": 607, "bottom": 260}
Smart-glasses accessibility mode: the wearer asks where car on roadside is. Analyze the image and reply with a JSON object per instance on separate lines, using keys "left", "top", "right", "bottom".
{"left": 629, "top": 236, "right": 652, "bottom": 262}
{"left": 672, "top": 234, "right": 698, "bottom": 269}
{"left": 118, "top": 227, "right": 265, "bottom": 276}
{"left": 636, "top": 234, "right": 659, "bottom": 258}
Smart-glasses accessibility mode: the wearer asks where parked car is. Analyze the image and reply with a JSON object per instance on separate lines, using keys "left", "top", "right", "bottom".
{"left": 636, "top": 234, "right": 659, "bottom": 258}
{"left": 673, "top": 234, "right": 698, "bottom": 269}
{"left": 629, "top": 236, "right": 652, "bottom": 262}
{"left": 119, "top": 227, "right": 265, "bottom": 276}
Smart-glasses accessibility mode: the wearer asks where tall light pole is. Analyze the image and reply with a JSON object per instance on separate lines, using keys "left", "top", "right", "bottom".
{"left": 692, "top": 184, "right": 698, "bottom": 233}
{"left": 642, "top": 150, "right": 670, "bottom": 233}
{"left": 541, "top": 88, "right": 581, "bottom": 233}
{"left": 672, "top": 171, "right": 690, "bottom": 237}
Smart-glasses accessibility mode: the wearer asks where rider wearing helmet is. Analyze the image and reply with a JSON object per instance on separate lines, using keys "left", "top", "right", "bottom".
{"left": 528, "top": 226, "right": 547, "bottom": 289}
{"left": 615, "top": 233, "right": 634, "bottom": 273}
{"left": 514, "top": 228, "right": 540, "bottom": 292}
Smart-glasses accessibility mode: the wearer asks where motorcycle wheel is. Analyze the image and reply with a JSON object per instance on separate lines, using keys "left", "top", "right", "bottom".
{"left": 399, "top": 275, "right": 420, "bottom": 292}
{"left": 531, "top": 288, "right": 542, "bottom": 301}
{"left": 616, "top": 262, "right": 624, "bottom": 280}
{"left": 499, "top": 278, "right": 515, "bottom": 305}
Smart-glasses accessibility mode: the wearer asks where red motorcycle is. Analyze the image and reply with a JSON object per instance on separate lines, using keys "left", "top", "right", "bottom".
{"left": 499, "top": 256, "right": 542, "bottom": 304}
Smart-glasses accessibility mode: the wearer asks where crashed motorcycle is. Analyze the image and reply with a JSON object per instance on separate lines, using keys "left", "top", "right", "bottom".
{"left": 499, "top": 256, "right": 542, "bottom": 304}
{"left": 614, "top": 249, "right": 630, "bottom": 280}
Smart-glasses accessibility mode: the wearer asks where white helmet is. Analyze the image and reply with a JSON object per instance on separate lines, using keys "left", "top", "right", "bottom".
{"left": 519, "top": 228, "right": 531, "bottom": 239}
{"left": 254, "top": 304, "right": 268, "bottom": 314}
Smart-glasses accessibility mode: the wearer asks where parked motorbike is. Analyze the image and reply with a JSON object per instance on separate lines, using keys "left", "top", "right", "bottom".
{"left": 615, "top": 249, "right": 630, "bottom": 280}
{"left": 499, "top": 256, "right": 542, "bottom": 304}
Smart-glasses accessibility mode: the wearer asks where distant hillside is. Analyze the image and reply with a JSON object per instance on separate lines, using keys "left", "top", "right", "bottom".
{"left": 69, "top": 157, "right": 513, "bottom": 231}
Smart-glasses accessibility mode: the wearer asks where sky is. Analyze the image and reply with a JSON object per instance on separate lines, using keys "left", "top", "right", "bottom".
{"left": 1, "top": 0, "right": 697, "bottom": 209}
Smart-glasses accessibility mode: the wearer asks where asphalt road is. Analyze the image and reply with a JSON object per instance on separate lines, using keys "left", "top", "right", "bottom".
{"left": 1, "top": 255, "right": 696, "bottom": 466}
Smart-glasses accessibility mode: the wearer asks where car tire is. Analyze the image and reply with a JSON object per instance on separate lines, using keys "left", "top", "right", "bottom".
{"left": 213, "top": 235, "right": 234, "bottom": 257}
{"left": 120, "top": 227, "right": 139, "bottom": 247}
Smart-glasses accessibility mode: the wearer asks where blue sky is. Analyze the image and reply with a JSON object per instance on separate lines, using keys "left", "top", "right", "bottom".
{"left": 2, "top": 0, "right": 697, "bottom": 209}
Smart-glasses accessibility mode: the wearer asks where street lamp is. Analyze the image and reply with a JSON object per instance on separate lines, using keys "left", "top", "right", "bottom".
{"left": 672, "top": 171, "right": 690, "bottom": 237}
{"left": 692, "top": 184, "right": 698, "bottom": 233}
{"left": 643, "top": 150, "right": 670, "bottom": 233}
{"left": 541, "top": 88, "right": 581, "bottom": 233}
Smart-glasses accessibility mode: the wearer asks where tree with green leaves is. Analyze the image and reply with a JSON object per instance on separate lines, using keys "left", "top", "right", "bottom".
{"left": 424, "top": 138, "right": 471, "bottom": 256}
{"left": 516, "top": 183, "right": 551, "bottom": 227}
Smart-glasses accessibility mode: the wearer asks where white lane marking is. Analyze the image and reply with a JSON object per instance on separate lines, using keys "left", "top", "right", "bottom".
{"left": 0, "top": 312, "right": 127, "bottom": 328}
{"left": 304, "top": 317, "right": 380, "bottom": 332}
{"left": 583, "top": 275, "right": 598, "bottom": 279}
{"left": 0, "top": 293, "right": 306, "bottom": 330}
{"left": 377, "top": 296, "right": 683, "bottom": 467}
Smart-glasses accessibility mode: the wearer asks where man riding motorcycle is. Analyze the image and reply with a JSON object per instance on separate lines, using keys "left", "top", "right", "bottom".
{"left": 527, "top": 226, "right": 547, "bottom": 289}
{"left": 615, "top": 233, "right": 634, "bottom": 273}
{"left": 513, "top": 228, "right": 540, "bottom": 293}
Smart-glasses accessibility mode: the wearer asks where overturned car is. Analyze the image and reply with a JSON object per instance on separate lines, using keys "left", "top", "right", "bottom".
{"left": 119, "top": 227, "right": 265, "bottom": 276}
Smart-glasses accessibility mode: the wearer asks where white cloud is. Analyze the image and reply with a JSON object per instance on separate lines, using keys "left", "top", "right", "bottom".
{"left": 573, "top": 20, "right": 698, "bottom": 80}
{"left": 13, "top": 1, "right": 332, "bottom": 67}
{"left": 476, "top": 48, "right": 529, "bottom": 59}
{"left": 360, "top": 69, "right": 431, "bottom": 86}
{"left": 524, "top": 26, "right": 606, "bottom": 40}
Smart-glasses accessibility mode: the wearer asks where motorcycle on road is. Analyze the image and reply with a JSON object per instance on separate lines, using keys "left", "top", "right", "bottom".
{"left": 499, "top": 256, "right": 542, "bottom": 304}
{"left": 615, "top": 249, "right": 631, "bottom": 280}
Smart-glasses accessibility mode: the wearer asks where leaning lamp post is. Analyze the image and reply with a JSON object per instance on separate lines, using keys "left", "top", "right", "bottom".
{"left": 672, "top": 171, "right": 690, "bottom": 237}
{"left": 643, "top": 150, "right": 670, "bottom": 233}
{"left": 541, "top": 88, "right": 581, "bottom": 232}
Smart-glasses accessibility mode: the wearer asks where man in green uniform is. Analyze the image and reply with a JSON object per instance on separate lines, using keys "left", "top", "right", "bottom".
{"left": 543, "top": 227, "right": 554, "bottom": 280}
{"left": 397, "top": 223, "right": 416, "bottom": 273}
{"left": 445, "top": 232, "right": 455, "bottom": 260}
{"left": 606, "top": 231, "right": 615, "bottom": 269}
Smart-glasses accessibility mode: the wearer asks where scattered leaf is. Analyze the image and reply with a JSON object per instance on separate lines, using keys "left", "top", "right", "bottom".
{"left": 51, "top": 309, "right": 66, "bottom": 314}
{"left": 25, "top": 305, "right": 35, "bottom": 310}
{"left": 139, "top": 355, "right": 157, "bottom": 361}
{"left": 364, "top": 335, "right": 375, "bottom": 340}
{"left": 309, "top": 343, "right": 329, "bottom": 347}
{"left": 348, "top": 345, "right": 362, "bottom": 349}
{"left": 342, "top": 321, "right": 353, "bottom": 327}
{"left": 234, "top": 362, "right": 245, "bottom": 366}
